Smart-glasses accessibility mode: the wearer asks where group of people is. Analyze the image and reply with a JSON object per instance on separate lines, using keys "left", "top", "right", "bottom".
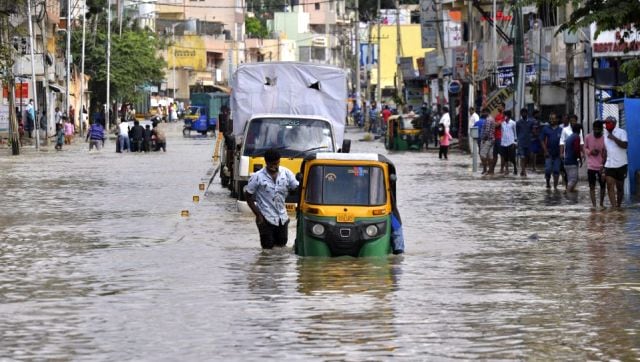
{"left": 472, "top": 103, "right": 629, "bottom": 208}
{"left": 116, "top": 120, "right": 167, "bottom": 153}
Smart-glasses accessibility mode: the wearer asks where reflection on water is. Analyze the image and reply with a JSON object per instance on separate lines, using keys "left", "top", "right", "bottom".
{"left": 1, "top": 127, "right": 640, "bottom": 360}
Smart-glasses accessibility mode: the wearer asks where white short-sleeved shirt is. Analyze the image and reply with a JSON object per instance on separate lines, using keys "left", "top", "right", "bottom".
{"left": 559, "top": 125, "right": 584, "bottom": 146}
{"left": 604, "top": 127, "right": 628, "bottom": 168}
{"left": 246, "top": 166, "right": 299, "bottom": 226}
{"left": 501, "top": 119, "right": 517, "bottom": 146}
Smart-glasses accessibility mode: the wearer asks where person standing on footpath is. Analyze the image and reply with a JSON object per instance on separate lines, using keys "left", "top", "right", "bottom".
{"left": 603, "top": 116, "right": 628, "bottom": 208}
{"left": 540, "top": 113, "right": 563, "bottom": 190}
{"left": 516, "top": 108, "right": 533, "bottom": 177}
{"left": 584, "top": 120, "right": 607, "bottom": 208}
{"left": 86, "top": 120, "right": 105, "bottom": 151}
{"left": 468, "top": 106, "right": 480, "bottom": 152}
{"left": 245, "top": 149, "right": 299, "bottom": 249}
{"left": 479, "top": 108, "right": 495, "bottom": 175}
{"left": 500, "top": 110, "right": 517, "bottom": 175}
{"left": 25, "top": 99, "right": 35, "bottom": 138}
{"left": 439, "top": 106, "right": 451, "bottom": 133}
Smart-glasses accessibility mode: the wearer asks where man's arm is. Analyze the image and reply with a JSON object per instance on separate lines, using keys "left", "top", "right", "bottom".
{"left": 608, "top": 133, "right": 628, "bottom": 149}
{"left": 244, "top": 191, "right": 265, "bottom": 224}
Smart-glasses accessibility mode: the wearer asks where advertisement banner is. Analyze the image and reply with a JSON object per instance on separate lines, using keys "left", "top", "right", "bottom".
{"left": 420, "top": 0, "right": 438, "bottom": 49}
{"left": 168, "top": 35, "right": 206, "bottom": 71}
{"left": 497, "top": 64, "right": 537, "bottom": 88}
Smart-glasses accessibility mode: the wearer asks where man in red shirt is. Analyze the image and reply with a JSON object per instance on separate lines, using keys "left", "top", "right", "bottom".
{"left": 381, "top": 105, "right": 392, "bottom": 133}
{"left": 489, "top": 103, "right": 505, "bottom": 174}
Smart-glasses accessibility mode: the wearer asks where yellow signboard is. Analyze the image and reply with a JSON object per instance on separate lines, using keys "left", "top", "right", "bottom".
{"left": 168, "top": 35, "right": 206, "bottom": 71}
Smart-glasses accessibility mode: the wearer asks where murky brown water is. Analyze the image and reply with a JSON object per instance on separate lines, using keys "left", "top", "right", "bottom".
{"left": 1, "top": 125, "right": 639, "bottom": 360}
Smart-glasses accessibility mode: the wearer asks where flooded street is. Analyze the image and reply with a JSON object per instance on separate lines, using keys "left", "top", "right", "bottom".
{"left": 1, "top": 125, "right": 640, "bottom": 360}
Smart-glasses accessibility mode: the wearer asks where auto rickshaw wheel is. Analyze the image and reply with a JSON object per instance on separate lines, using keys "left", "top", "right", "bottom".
{"left": 183, "top": 127, "right": 191, "bottom": 136}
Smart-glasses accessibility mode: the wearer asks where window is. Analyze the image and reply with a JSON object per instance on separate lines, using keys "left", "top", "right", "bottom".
{"left": 305, "top": 165, "right": 387, "bottom": 206}
{"left": 315, "top": 3, "right": 320, "bottom": 10}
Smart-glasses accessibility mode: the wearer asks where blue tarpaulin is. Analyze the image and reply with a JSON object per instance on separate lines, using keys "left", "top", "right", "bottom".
{"left": 623, "top": 98, "right": 640, "bottom": 195}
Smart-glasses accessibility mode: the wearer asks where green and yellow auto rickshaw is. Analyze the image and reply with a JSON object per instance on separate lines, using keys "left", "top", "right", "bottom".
{"left": 294, "top": 153, "right": 400, "bottom": 257}
{"left": 385, "top": 115, "right": 422, "bottom": 151}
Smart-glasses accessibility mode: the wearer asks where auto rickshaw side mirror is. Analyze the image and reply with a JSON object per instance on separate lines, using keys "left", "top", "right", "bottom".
{"left": 390, "top": 174, "right": 397, "bottom": 182}
{"left": 296, "top": 172, "right": 303, "bottom": 182}
{"left": 340, "top": 139, "right": 351, "bottom": 153}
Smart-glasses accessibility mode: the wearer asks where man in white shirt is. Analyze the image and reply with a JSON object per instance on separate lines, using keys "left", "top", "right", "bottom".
{"left": 603, "top": 116, "right": 628, "bottom": 208}
{"left": 468, "top": 107, "right": 479, "bottom": 151}
{"left": 439, "top": 106, "right": 451, "bottom": 132}
{"left": 559, "top": 114, "right": 584, "bottom": 155}
{"left": 500, "top": 110, "right": 517, "bottom": 174}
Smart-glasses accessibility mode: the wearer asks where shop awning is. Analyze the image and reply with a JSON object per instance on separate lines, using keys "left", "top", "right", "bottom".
{"left": 48, "top": 84, "right": 66, "bottom": 93}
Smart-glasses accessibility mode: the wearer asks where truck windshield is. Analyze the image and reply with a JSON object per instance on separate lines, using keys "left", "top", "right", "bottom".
{"left": 243, "top": 118, "right": 334, "bottom": 156}
{"left": 304, "top": 165, "right": 386, "bottom": 206}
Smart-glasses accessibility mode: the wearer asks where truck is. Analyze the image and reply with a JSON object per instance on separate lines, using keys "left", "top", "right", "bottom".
{"left": 184, "top": 92, "right": 230, "bottom": 136}
{"left": 220, "top": 62, "right": 350, "bottom": 213}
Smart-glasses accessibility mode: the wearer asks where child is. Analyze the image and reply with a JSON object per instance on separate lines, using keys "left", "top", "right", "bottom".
{"left": 64, "top": 117, "right": 74, "bottom": 144}
{"left": 54, "top": 123, "right": 64, "bottom": 150}
{"left": 439, "top": 127, "right": 453, "bottom": 160}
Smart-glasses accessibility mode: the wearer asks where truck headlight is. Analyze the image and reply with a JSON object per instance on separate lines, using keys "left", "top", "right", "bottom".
{"left": 311, "top": 223, "right": 325, "bottom": 236}
{"left": 365, "top": 225, "right": 378, "bottom": 237}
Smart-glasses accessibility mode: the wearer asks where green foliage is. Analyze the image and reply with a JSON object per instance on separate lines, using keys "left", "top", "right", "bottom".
{"left": 246, "top": 17, "right": 269, "bottom": 39}
{"left": 71, "top": 25, "right": 166, "bottom": 105}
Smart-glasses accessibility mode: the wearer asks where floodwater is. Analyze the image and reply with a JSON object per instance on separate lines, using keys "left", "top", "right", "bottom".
{"left": 1, "top": 125, "right": 640, "bottom": 360}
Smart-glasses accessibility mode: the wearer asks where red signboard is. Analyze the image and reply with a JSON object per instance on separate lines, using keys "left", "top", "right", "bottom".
{"left": 2, "top": 83, "right": 29, "bottom": 99}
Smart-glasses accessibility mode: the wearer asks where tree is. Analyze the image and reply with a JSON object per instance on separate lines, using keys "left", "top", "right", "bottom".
{"left": 556, "top": 0, "right": 640, "bottom": 94}
{"left": 246, "top": 16, "right": 269, "bottom": 39}
{"left": 70, "top": 23, "right": 166, "bottom": 111}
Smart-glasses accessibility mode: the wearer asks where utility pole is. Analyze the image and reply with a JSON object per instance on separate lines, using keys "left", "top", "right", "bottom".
{"left": 1, "top": 14, "right": 20, "bottom": 155}
{"left": 40, "top": 1, "right": 50, "bottom": 144}
{"left": 395, "top": 0, "right": 403, "bottom": 104}
{"left": 364, "top": 21, "right": 372, "bottom": 131}
{"left": 376, "top": 0, "right": 381, "bottom": 107}
{"left": 566, "top": 43, "right": 575, "bottom": 115}
{"left": 79, "top": 0, "right": 86, "bottom": 136}
{"left": 106, "top": 0, "right": 112, "bottom": 130}
{"left": 66, "top": 0, "right": 71, "bottom": 131}
{"left": 27, "top": 0, "right": 40, "bottom": 149}
{"left": 355, "top": 0, "right": 361, "bottom": 121}
{"left": 436, "top": 0, "right": 445, "bottom": 111}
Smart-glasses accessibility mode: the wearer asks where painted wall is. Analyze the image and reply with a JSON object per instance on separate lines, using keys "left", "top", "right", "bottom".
{"left": 371, "top": 25, "right": 434, "bottom": 89}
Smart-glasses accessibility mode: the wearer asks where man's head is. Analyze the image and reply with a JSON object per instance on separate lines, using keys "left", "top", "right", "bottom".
{"left": 571, "top": 123, "right": 582, "bottom": 135}
{"left": 442, "top": 106, "right": 449, "bottom": 113}
{"left": 264, "top": 148, "right": 281, "bottom": 173}
{"left": 481, "top": 108, "right": 489, "bottom": 118}
{"left": 593, "top": 120, "right": 604, "bottom": 138}
{"left": 504, "top": 110, "right": 512, "bottom": 120}
{"left": 605, "top": 116, "right": 617, "bottom": 132}
{"left": 469, "top": 106, "right": 476, "bottom": 114}
{"left": 134, "top": 120, "right": 139, "bottom": 126}
{"left": 498, "top": 102, "right": 505, "bottom": 113}
{"left": 521, "top": 108, "right": 528, "bottom": 119}
{"left": 569, "top": 114, "right": 578, "bottom": 125}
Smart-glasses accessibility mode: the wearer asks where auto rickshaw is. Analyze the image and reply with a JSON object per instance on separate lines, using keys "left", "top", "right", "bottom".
{"left": 183, "top": 106, "right": 215, "bottom": 136}
{"left": 385, "top": 115, "right": 422, "bottom": 150}
{"left": 294, "top": 153, "right": 401, "bottom": 257}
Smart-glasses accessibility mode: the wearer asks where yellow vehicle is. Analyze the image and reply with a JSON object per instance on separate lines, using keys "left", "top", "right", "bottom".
{"left": 385, "top": 115, "right": 422, "bottom": 151}
{"left": 294, "top": 153, "right": 401, "bottom": 257}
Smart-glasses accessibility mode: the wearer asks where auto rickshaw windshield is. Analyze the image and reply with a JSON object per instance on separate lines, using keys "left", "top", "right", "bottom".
{"left": 400, "top": 116, "right": 418, "bottom": 130}
{"left": 187, "top": 106, "right": 200, "bottom": 116}
{"left": 304, "top": 165, "right": 386, "bottom": 206}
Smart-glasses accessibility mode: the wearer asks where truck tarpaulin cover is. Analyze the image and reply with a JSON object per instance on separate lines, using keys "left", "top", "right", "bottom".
{"left": 231, "top": 62, "right": 348, "bottom": 146}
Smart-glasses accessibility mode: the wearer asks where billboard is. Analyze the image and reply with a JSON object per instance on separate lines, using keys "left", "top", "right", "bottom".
{"left": 168, "top": 35, "right": 206, "bottom": 71}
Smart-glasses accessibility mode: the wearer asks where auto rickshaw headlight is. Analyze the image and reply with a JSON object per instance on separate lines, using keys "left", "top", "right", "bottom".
{"left": 365, "top": 225, "right": 378, "bottom": 237}
{"left": 311, "top": 223, "right": 325, "bottom": 236}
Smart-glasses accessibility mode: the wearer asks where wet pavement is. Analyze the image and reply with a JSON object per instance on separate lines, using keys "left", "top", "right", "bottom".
{"left": 1, "top": 124, "right": 640, "bottom": 360}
